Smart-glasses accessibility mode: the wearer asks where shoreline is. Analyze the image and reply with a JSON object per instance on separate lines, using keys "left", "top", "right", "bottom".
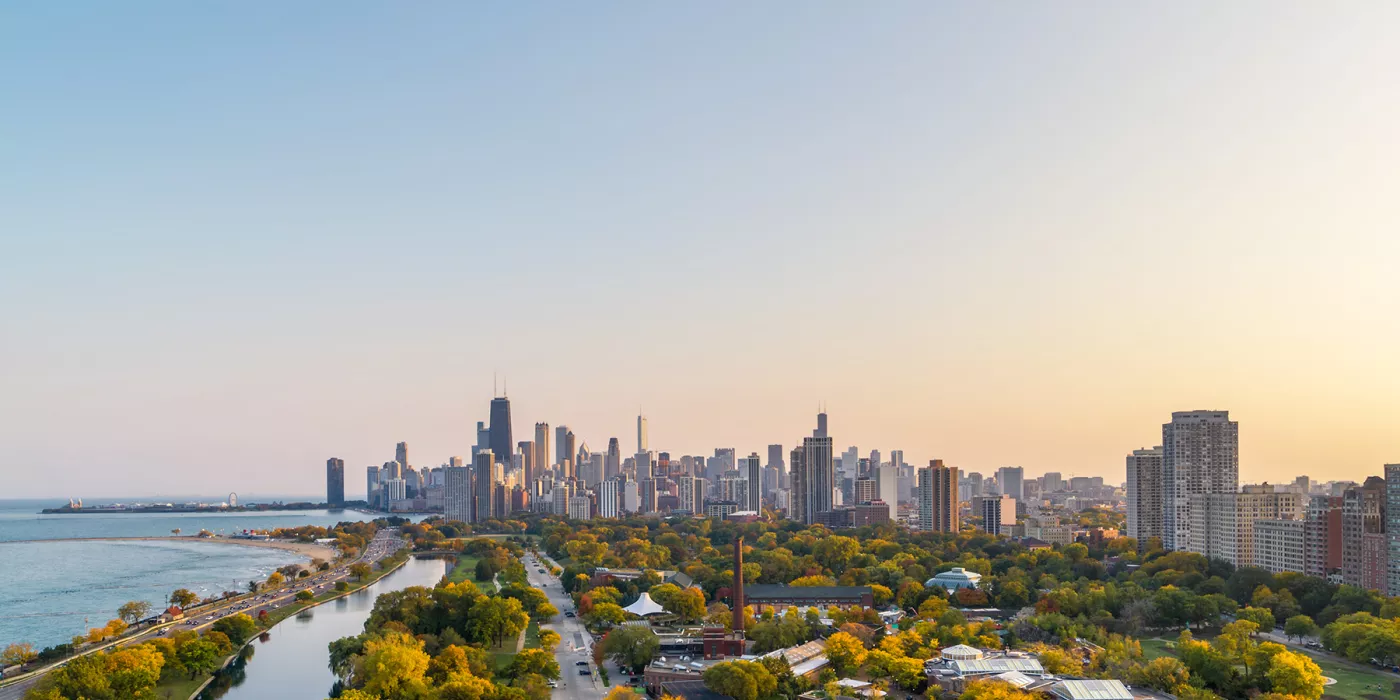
{"left": 0, "top": 536, "right": 338, "bottom": 561}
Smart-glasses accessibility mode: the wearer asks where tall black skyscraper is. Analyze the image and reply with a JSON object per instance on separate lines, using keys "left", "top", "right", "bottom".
{"left": 326, "top": 458, "right": 345, "bottom": 507}
{"left": 488, "top": 395, "right": 513, "bottom": 467}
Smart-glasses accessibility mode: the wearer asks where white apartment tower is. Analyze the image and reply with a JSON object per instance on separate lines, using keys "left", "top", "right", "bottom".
{"left": 1163, "top": 410, "right": 1239, "bottom": 550}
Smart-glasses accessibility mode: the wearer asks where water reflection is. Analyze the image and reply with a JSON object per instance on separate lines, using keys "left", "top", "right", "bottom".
{"left": 196, "top": 557, "right": 447, "bottom": 700}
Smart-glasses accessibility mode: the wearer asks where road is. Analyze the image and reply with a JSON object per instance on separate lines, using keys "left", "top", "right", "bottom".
{"left": 0, "top": 529, "right": 405, "bottom": 700}
{"left": 525, "top": 553, "right": 610, "bottom": 700}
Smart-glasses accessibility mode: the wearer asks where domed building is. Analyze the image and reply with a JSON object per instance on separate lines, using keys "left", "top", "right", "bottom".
{"left": 925, "top": 567, "right": 982, "bottom": 591}
{"left": 939, "top": 644, "right": 984, "bottom": 661}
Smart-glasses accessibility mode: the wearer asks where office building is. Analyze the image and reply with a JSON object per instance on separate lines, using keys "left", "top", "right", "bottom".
{"left": 854, "top": 476, "right": 878, "bottom": 504}
{"left": 383, "top": 478, "right": 406, "bottom": 504}
{"left": 979, "top": 494, "right": 1016, "bottom": 536}
{"left": 802, "top": 434, "right": 834, "bottom": 523}
{"left": 1342, "top": 477, "right": 1387, "bottom": 591}
{"left": 1126, "top": 447, "right": 1164, "bottom": 549}
{"left": 533, "top": 423, "right": 549, "bottom": 484}
{"left": 1254, "top": 518, "right": 1306, "bottom": 574}
{"left": 1163, "top": 410, "right": 1239, "bottom": 550}
{"left": 1187, "top": 485, "right": 1302, "bottom": 567}
{"left": 606, "top": 438, "right": 621, "bottom": 480}
{"left": 474, "top": 450, "right": 499, "bottom": 522}
{"left": 364, "top": 465, "right": 380, "bottom": 508}
{"left": 326, "top": 458, "right": 345, "bottom": 507}
{"left": 517, "top": 441, "right": 534, "bottom": 486}
{"left": 621, "top": 479, "right": 640, "bottom": 513}
{"left": 488, "top": 395, "right": 513, "bottom": 470}
{"left": 744, "top": 452, "right": 762, "bottom": 511}
{"left": 767, "top": 444, "right": 786, "bottom": 487}
{"left": 705, "top": 500, "right": 740, "bottom": 519}
{"left": 997, "top": 466, "right": 1024, "bottom": 501}
{"left": 918, "top": 460, "right": 959, "bottom": 532}
{"left": 640, "top": 477, "right": 659, "bottom": 514}
{"left": 599, "top": 479, "right": 621, "bottom": 518}
{"left": 960, "top": 472, "right": 983, "bottom": 502}
{"left": 587, "top": 452, "right": 606, "bottom": 488}
{"left": 1304, "top": 496, "right": 1343, "bottom": 578}
{"left": 395, "top": 442, "right": 410, "bottom": 471}
{"left": 1042, "top": 472, "right": 1064, "bottom": 494}
{"left": 814, "top": 411, "right": 828, "bottom": 439}
{"left": 637, "top": 414, "right": 648, "bottom": 453}
{"left": 474, "top": 421, "right": 490, "bottom": 456}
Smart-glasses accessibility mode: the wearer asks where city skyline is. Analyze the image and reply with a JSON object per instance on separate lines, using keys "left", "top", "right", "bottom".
{"left": 6, "top": 4, "right": 1400, "bottom": 497}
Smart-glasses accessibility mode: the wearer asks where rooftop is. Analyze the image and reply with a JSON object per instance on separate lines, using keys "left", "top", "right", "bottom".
{"left": 664, "top": 680, "right": 732, "bottom": 700}
{"left": 1050, "top": 680, "right": 1133, "bottom": 700}
{"left": 745, "top": 584, "right": 873, "bottom": 600}
{"left": 948, "top": 657, "right": 1045, "bottom": 676}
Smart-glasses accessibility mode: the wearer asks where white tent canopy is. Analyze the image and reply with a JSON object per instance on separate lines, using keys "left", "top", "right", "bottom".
{"left": 623, "top": 592, "right": 667, "bottom": 616}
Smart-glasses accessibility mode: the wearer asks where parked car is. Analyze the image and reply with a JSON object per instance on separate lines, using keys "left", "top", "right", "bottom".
{"left": 579, "top": 669, "right": 591, "bottom": 676}
{"left": 576, "top": 661, "right": 589, "bottom": 666}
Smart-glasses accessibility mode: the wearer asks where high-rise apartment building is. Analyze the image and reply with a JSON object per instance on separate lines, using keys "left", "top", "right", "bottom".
{"left": 918, "top": 460, "right": 959, "bottom": 532}
{"left": 567, "top": 495, "right": 592, "bottom": 521}
{"left": 473, "top": 450, "right": 499, "bottom": 522}
{"left": 744, "top": 453, "right": 762, "bottom": 512}
{"left": 488, "top": 396, "right": 513, "bottom": 469}
{"left": 1342, "top": 477, "right": 1387, "bottom": 591}
{"left": 1254, "top": 518, "right": 1306, "bottom": 574}
{"left": 444, "top": 466, "right": 470, "bottom": 522}
{"left": 854, "top": 476, "right": 878, "bottom": 504}
{"left": 1304, "top": 495, "right": 1343, "bottom": 578}
{"left": 997, "top": 466, "right": 1024, "bottom": 501}
{"left": 1126, "top": 447, "right": 1164, "bottom": 549}
{"left": 637, "top": 414, "right": 648, "bottom": 453}
{"left": 533, "top": 423, "right": 550, "bottom": 484}
{"left": 366, "top": 466, "right": 381, "bottom": 508}
{"left": 678, "top": 476, "right": 703, "bottom": 514}
{"left": 1163, "top": 410, "right": 1239, "bottom": 550}
{"left": 474, "top": 422, "right": 490, "bottom": 456}
{"left": 599, "top": 479, "right": 621, "bottom": 519}
{"left": 562, "top": 430, "right": 576, "bottom": 478}
{"left": 517, "top": 441, "right": 534, "bottom": 486}
{"left": 1387, "top": 464, "right": 1400, "bottom": 596}
{"left": 979, "top": 494, "right": 1015, "bottom": 535}
{"left": 1187, "top": 485, "right": 1302, "bottom": 567}
{"left": 326, "top": 458, "right": 345, "bottom": 507}
{"left": 789, "top": 446, "right": 808, "bottom": 524}
{"left": 876, "top": 464, "right": 898, "bottom": 515}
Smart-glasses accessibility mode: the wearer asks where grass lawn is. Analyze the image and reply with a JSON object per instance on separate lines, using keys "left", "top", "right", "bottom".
{"left": 1137, "top": 636, "right": 1399, "bottom": 700}
{"left": 153, "top": 673, "right": 209, "bottom": 699}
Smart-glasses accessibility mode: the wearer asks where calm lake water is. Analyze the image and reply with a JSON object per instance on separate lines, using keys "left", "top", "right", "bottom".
{"left": 201, "top": 556, "right": 448, "bottom": 700}
{"left": 0, "top": 499, "right": 385, "bottom": 650}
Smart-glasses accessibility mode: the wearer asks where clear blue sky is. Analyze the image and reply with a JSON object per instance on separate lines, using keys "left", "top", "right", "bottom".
{"left": 4, "top": 3, "right": 1399, "bottom": 498}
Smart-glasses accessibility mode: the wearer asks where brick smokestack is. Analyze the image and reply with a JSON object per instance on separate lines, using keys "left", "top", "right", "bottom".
{"left": 732, "top": 536, "right": 745, "bottom": 632}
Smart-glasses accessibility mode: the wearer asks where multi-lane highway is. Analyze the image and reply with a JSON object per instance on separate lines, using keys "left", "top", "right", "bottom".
{"left": 0, "top": 528, "right": 405, "bottom": 700}
{"left": 526, "top": 552, "right": 612, "bottom": 700}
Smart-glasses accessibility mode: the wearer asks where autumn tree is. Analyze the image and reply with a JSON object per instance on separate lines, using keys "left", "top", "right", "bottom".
{"left": 169, "top": 588, "right": 199, "bottom": 608}
{"left": 1, "top": 643, "right": 37, "bottom": 667}
{"left": 703, "top": 660, "right": 777, "bottom": 700}
{"left": 1266, "top": 648, "right": 1325, "bottom": 700}
{"left": 350, "top": 562, "right": 372, "bottom": 580}
{"left": 823, "top": 631, "right": 868, "bottom": 675}
{"left": 118, "top": 600, "right": 152, "bottom": 624}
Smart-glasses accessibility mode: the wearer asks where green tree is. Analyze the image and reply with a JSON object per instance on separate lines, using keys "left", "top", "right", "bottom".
{"left": 211, "top": 613, "right": 259, "bottom": 644}
{"left": 1284, "top": 615, "right": 1316, "bottom": 643}
{"left": 1238, "top": 606, "right": 1276, "bottom": 634}
{"left": 297, "top": 590, "right": 315, "bottom": 601}
{"left": 118, "top": 600, "right": 152, "bottom": 624}
{"left": 508, "top": 648, "right": 560, "bottom": 680}
{"left": 176, "top": 637, "right": 221, "bottom": 679}
{"left": 602, "top": 625, "right": 661, "bottom": 673}
{"left": 169, "top": 588, "right": 199, "bottom": 608}
{"left": 349, "top": 562, "right": 372, "bottom": 580}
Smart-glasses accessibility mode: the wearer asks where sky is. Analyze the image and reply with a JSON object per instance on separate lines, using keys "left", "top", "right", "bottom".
{"left": 3, "top": 3, "right": 1400, "bottom": 499}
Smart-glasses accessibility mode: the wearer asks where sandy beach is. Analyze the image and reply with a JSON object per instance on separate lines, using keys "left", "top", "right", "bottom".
{"left": 3, "top": 536, "right": 339, "bottom": 562}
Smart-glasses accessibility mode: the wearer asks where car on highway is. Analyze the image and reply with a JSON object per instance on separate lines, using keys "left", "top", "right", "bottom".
{"left": 578, "top": 668, "right": 591, "bottom": 676}
{"left": 575, "top": 661, "right": 588, "bottom": 666}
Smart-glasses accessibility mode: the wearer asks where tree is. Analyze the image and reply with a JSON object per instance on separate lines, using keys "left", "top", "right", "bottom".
{"left": 296, "top": 590, "right": 315, "bottom": 601}
{"left": 212, "top": 613, "right": 259, "bottom": 644}
{"left": 823, "top": 631, "right": 867, "bottom": 675}
{"left": 1266, "top": 648, "right": 1325, "bottom": 700}
{"left": 538, "top": 628, "right": 561, "bottom": 652}
{"left": 959, "top": 678, "right": 1039, "bottom": 699}
{"left": 176, "top": 637, "right": 221, "bottom": 679}
{"left": 359, "top": 633, "right": 432, "bottom": 699}
{"left": 336, "top": 581, "right": 350, "bottom": 592}
{"left": 118, "top": 600, "right": 152, "bottom": 624}
{"left": 887, "top": 655, "right": 924, "bottom": 689}
{"left": 1131, "top": 657, "right": 1189, "bottom": 692}
{"left": 703, "top": 660, "right": 776, "bottom": 700}
{"left": 602, "top": 625, "right": 661, "bottom": 673}
{"left": 1, "top": 643, "right": 37, "bottom": 667}
{"left": 1284, "top": 615, "right": 1317, "bottom": 643}
{"left": 169, "top": 588, "right": 199, "bottom": 608}
{"left": 350, "top": 562, "right": 372, "bottom": 580}
{"left": 1037, "top": 647, "right": 1081, "bottom": 675}
{"left": 508, "top": 648, "right": 560, "bottom": 680}
{"left": 1238, "top": 606, "right": 1276, "bottom": 634}
{"left": 585, "top": 602, "right": 628, "bottom": 628}
{"left": 266, "top": 571, "right": 285, "bottom": 587}
{"left": 604, "top": 688, "right": 647, "bottom": 700}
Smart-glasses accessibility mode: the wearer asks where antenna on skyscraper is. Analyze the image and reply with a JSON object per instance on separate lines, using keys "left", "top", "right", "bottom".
{"left": 494, "top": 372, "right": 498, "bottom": 397}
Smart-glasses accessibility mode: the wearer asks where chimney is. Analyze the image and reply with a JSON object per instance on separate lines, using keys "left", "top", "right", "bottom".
{"left": 732, "top": 536, "right": 745, "bottom": 632}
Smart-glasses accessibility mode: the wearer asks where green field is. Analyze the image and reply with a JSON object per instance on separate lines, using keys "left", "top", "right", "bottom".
{"left": 1137, "top": 637, "right": 1400, "bottom": 700}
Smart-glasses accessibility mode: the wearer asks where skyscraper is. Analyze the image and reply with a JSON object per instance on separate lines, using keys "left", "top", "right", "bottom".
{"left": 555, "top": 425, "right": 570, "bottom": 466}
{"left": 325, "top": 458, "right": 345, "bottom": 507}
{"left": 996, "top": 466, "right": 1024, "bottom": 501}
{"left": 767, "top": 444, "right": 785, "bottom": 487}
{"left": 803, "top": 435, "right": 834, "bottom": 522}
{"left": 980, "top": 494, "right": 1015, "bottom": 535}
{"left": 1162, "top": 410, "right": 1239, "bottom": 550}
{"left": 1387, "top": 464, "right": 1400, "bottom": 596}
{"left": 366, "top": 465, "right": 381, "bottom": 509}
{"left": 789, "top": 446, "right": 808, "bottom": 524}
{"left": 606, "top": 438, "right": 621, "bottom": 480}
{"left": 744, "top": 452, "right": 762, "bottom": 512}
{"left": 395, "top": 442, "right": 410, "bottom": 471}
{"left": 533, "top": 423, "right": 550, "bottom": 485}
{"left": 637, "top": 414, "right": 648, "bottom": 453}
{"left": 474, "top": 450, "right": 498, "bottom": 522}
{"left": 1342, "top": 477, "right": 1387, "bottom": 591}
{"left": 1126, "top": 447, "right": 1164, "bottom": 549}
{"left": 488, "top": 395, "right": 513, "bottom": 470}
{"left": 474, "top": 421, "right": 490, "bottom": 456}
{"left": 444, "top": 466, "right": 471, "bottom": 523}
{"left": 562, "top": 430, "right": 576, "bottom": 478}
{"left": 918, "top": 459, "right": 959, "bottom": 532}
{"left": 518, "top": 441, "right": 534, "bottom": 485}
{"left": 814, "top": 411, "right": 828, "bottom": 439}
{"left": 876, "top": 463, "right": 898, "bottom": 517}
